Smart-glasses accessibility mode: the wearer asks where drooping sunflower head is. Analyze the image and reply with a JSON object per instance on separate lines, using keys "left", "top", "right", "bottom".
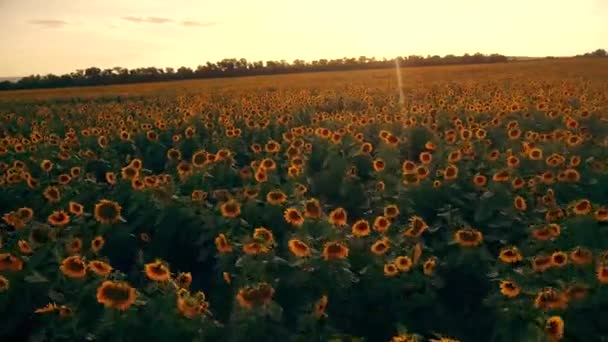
{"left": 384, "top": 204, "right": 400, "bottom": 219}
{"left": 370, "top": 237, "right": 390, "bottom": 255}
{"left": 322, "top": 241, "right": 349, "bottom": 260}
{"left": 96, "top": 280, "right": 137, "bottom": 311}
{"left": 499, "top": 280, "right": 520, "bottom": 298}
{"left": 454, "top": 227, "right": 483, "bottom": 247}
{"left": 351, "top": 219, "right": 371, "bottom": 237}
{"left": 328, "top": 207, "right": 347, "bottom": 226}
{"left": 288, "top": 239, "right": 311, "bottom": 257}
{"left": 88, "top": 260, "right": 113, "bottom": 277}
{"left": 144, "top": 260, "right": 171, "bottom": 282}
{"left": 60, "top": 255, "right": 87, "bottom": 279}
{"left": 47, "top": 210, "right": 70, "bottom": 227}
{"left": 214, "top": 233, "right": 232, "bottom": 254}
{"left": 304, "top": 198, "right": 322, "bottom": 218}
{"left": 175, "top": 272, "right": 192, "bottom": 289}
{"left": 266, "top": 190, "right": 287, "bottom": 205}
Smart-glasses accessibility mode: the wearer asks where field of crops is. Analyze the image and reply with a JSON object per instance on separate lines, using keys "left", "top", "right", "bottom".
{"left": 1, "top": 58, "right": 608, "bottom": 342}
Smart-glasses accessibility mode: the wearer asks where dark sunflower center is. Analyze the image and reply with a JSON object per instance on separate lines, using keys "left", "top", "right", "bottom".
{"left": 102, "top": 285, "right": 131, "bottom": 301}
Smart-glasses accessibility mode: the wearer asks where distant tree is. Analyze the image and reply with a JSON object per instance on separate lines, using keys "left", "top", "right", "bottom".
{"left": 1, "top": 52, "right": 522, "bottom": 91}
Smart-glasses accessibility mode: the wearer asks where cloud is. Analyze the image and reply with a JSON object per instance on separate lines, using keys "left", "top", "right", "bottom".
{"left": 119, "top": 16, "right": 217, "bottom": 27}
{"left": 180, "top": 20, "right": 218, "bottom": 27}
{"left": 27, "top": 19, "right": 69, "bottom": 28}
{"left": 121, "top": 16, "right": 173, "bottom": 24}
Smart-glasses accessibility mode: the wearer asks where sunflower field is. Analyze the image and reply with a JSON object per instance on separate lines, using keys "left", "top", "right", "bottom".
{"left": 1, "top": 59, "right": 608, "bottom": 342}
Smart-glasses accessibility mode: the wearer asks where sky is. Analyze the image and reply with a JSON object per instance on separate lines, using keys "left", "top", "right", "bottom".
{"left": 0, "top": 0, "right": 607, "bottom": 77}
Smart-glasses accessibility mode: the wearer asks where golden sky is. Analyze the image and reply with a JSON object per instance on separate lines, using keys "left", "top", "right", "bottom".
{"left": 0, "top": 0, "right": 606, "bottom": 76}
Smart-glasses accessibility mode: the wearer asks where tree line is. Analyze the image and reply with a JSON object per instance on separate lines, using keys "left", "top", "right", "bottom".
{"left": 1, "top": 53, "right": 510, "bottom": 91}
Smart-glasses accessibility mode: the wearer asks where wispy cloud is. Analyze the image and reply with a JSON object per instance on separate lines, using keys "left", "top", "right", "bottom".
{"left": 27, "top": 19, "right": 69, "bottom": 28}
{"left": 119, "top": 16, "right": 218, "bottom": 27}
{"left": 121, "top": 16, "right": 173, "bottom": 24}
{"left": 180, "top": 20, "right": 218, "bottom": 27}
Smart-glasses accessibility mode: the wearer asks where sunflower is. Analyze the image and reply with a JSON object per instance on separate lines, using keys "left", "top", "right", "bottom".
{"left": 513, "top": 195, "right": 527, "bottom": 211}
{"left": 351, "top": 219, "right": 371, "bottom": 237}
{"left": 499, "top": 280, "right": 520, "bottom": 298}
{"left": 16, "top": 207, "right": 33, "bottom": 222}
{"left": 191, "top": 150, "right": 207, "bottom": 167}
{"left": 284, "top": 207, "right": 305, "bottom": 227}
{"left": 534, "top": 288, "right": 568, "bottom": 310}
{"left": 60, "top": 255, "right": 87, "bottom": 279}
{"left": 176, "top": 272, "right": 192, "bottom": 289}
{"left": 597, "top": 265, "right": 608, "bottom": 284}
{"left": 545, "top": 316, "right": 564, "bottom": 341}
{"left": 569, "top": 246, "right": 592, "bottom": 265}
{"left": 411, "top": 253, "right": 430, "bottom": 274}
{"left": 88, "top": 260, "right": 113, "bottom": 277}
{"left": 236, "top": 283, "right": 275, "bottom": 310}
{"left": 304, "top": 198, "right": 322, "bottom": 218}
{"left": 443, "top": 164, "right": 459, "bottom": 180}
{"left": 492, "top": 169, "right": 510, "bottom": 182}
{"left": 328, "top": 207, "right": 348, "bottom": 226}
{"left": 402, "top": 160, "right": 416, "bottom": 175}
{"left": 532, "top": 255, "right": 553, "bottom": 272}
{"left": 105, "top": 172, "right": 117, "bottom": 185}
{"left": 287, "top": 238, "right": 311, "bottom": 257}
{"left": 531, "top": 226, "right": 555, "bottom": 241}
{"left": 551, "top": 251, "right": 568, "bottom": 267}
{"left": 215, "top": 234, "right": 232, "bottom": 254}
{"left": 260, "top": 158, "right": 277, "bottom": 171}
{"left": 404, "top": 216, "right": 429, "bottom": 238}
{"left": 254, "top": 169, "right": 268, "bottom": 183}
{"left": 384, "top": 204, "right": 400, "bottom": 219}
{"left": 166, "top": 148, "right": 182, "bottom": 161}
{"left": 384, "top": 263, "right": 399, "bottom": 277}
{"left": 373, "top": 216, "right": 390, "bottom": 233}
{"left": 265, "top": 140, "right": 281, "bottom": 153}
{"left": 313, "top": 295, "right": 328, "bottom": 319}
{"left": 266, "top": 190, "right": 287, "bottom": 205}
{"left": 250, "top": 228, "right": 273, "bottom": 247}
{"left": 66, "top": 238, "right": 82, "bottom": 254}
{"left": 68, "top": 202, "right": 84, "bottom": 216}
{"left": 220, "top": 199, "right": 241, "bottom": 218}
{"left": 322, "top": 241, "right": 349, "bottom": 260}
{"left": 144, "top": 260, "right": 171, "bottom": 282}
{"left": 94, "top": 199, "right": 122, "bottom": 224}
{"left": 419, "top": 151, "right": 433, "bottom": 164}
{"left": 96, "top": 280, "right": 137, "bottom": 311}
{"left": 40, "top": 159, "right": 53, "bottom": 172}
{"left": 47, "top": 210, "right": 70, "bottom": 227}
{"left": 0, "top": 275, "right": 9, "bottom": 292}
{"left": 0, "top": 253, "right": 23, "bottom": 271}
{"left": 498, "top": 246, "right": 523, "bottom": 264}
{"left": 121, "top": 166, "right": 139, "bottom": 180}
{"left": 454, "top": 227, "right": 483, "bottom": 247}
{"left": 43, "top": 186, "right": 61, "bottom": 203}
{"left": 360, "top": 142, "right": 373, "bottom": 154}
{"left": 34, "top": 303, "right": 58, "bottom": 314}
{"left": 572, "top": 199, "right": 592, "bottom": 215}
{"left": 373, "top": 159, "right": 385, "bottom": 172}
{"left": 473, "top": 174, "right": 487, "bottom": 187}
{"left": 17, "top": 240, "right": 33, "bottom": 255}
{"left": 243, "top": 242, "right": 269, "bottom": 255}
{"left": 565, "top": 283, "right": 588, "bottom": 301}
{"left": 91, "top": 236, "right": 105, "bottom": 254}
{"left": 594, "top": 208, "right": 608, "bottom": 222}
{"left": 57, "top": 174, "right": 71, "bottom": 185}
{"left": 371, "top": 237, "right": 390, "bottom": 255}
{"left": 395, "top": 256, "right": 413, "bottom": 272}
